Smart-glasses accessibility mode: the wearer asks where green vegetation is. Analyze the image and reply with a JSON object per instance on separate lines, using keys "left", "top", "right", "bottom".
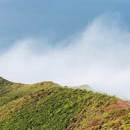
{"left": 0, "top": 77, "right": 130, "bottom": 130}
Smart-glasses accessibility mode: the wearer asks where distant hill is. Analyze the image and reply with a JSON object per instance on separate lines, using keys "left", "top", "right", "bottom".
{"left": 73, "top": 84, "right": 92, "bottom": 91}
{"left": 0, "top": 77, "right": 130, "bottom": 130}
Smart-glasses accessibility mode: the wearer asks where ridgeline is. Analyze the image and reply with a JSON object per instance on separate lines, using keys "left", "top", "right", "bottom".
{"left": 0, "top": 77, "right": 130, "bottom": 130}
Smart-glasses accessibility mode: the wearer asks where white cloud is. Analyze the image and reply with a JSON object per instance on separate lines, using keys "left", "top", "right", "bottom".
{"left": 0, "top": 14, "right": 130, "bottom": 99}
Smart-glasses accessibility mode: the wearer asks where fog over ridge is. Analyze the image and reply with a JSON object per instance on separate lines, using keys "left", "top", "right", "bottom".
{"left": 0, "top": 14, "right": 130, "bottom": 99}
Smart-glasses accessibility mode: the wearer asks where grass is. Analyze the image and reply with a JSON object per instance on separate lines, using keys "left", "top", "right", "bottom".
{"left": 0, "top": 78, "right": 130, "bottom": 130}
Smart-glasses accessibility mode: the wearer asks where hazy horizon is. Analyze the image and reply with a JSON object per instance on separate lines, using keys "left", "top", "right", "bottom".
{"left": 1, "top": 1, "right": 130, "bottom": 99}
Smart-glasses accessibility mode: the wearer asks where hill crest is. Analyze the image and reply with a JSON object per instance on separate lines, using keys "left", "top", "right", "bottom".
{"left": 0, "top": 78, "right": 130, "bottom": 130}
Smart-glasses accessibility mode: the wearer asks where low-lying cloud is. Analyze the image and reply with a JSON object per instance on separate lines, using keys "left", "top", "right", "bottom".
{"left": 0, "top": 14, "right": 130, "bottom": 99}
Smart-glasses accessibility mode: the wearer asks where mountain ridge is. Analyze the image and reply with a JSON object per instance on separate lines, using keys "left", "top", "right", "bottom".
{"left": 0, "top": 77, "right": 130, "bottom": 130}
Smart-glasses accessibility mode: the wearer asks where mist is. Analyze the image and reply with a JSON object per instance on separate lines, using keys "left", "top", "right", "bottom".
{"left": 0, "top": 14, "right": 130, "bottom": 99}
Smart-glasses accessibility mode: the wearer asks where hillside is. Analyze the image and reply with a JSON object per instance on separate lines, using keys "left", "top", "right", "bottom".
{"left": 0, "top": 77, "right": 130, "bottom": 130}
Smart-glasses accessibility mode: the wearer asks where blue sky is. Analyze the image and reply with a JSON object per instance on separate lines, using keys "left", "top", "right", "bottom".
{"left": 1, "top": 0, "right": 130, "bottom": 99}
{"left": 0, "top": 0, "right": 130, "bottom": 49}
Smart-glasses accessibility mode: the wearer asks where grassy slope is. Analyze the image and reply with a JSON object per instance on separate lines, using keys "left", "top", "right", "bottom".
{"left": 0, "top": 78, "right": 130, "bottom": 130}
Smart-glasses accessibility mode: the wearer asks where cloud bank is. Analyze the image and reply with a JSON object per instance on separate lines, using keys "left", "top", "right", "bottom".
{"left": 0, "top": 14, "right": 130, "bottom": 99}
